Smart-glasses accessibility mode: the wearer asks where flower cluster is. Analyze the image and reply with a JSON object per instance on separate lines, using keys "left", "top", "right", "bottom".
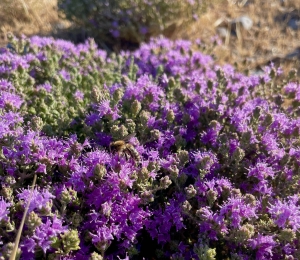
{"left": 0, "top": 35, "right": 300, "bottom": 259}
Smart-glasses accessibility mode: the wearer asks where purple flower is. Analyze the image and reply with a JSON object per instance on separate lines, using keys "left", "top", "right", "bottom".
{"left": 268, "top": 196, "right": 300, "bottom": 231}
{"left": 32, "top": 215, "right": 67, "bottom": 253}
{"left": 17, "top": 188, "right": 54, "bottom": 213}
{"left": 36, "top": 163, "right": 47, "bottom": 174}
{"left": 0, "top": 198, "right": 11, "bottom": 222}
{"left": 284, "top": 82, "right": 298, "bottom": 94}
{"left": 96, "top": 99, "right": 120, "bottom": 120}
{"left": 59, "top": 69, "right": 71, "bottom": 81}
{"left": 0, "top": 79, "right": 14, "bottom": 91}
{"left": 0, "top": 91, "right": 23, "bottom": 109}
{"left": 192, "top": 150, "right": 218, "bottom": 171}
{"left": 247, "top": 162, "right": 274, "bottom": 181}
{"left": 74, "top": 90, "right": 84, "bottom": 100}
{"left": 36, "top": 83, "right": 52, "bottom": 92}
{"left": 139, "top": 26, "right": 148, "bottom": 35}
{"left": 248, "top": 234, "right": 276, "bottom": 259}
{"left": 146, "top": 196, "right": 185, "bottom": 244}
{"left": 110, "top": 29, "right": 120, "bottom": 38}
{"left": 220, "top": 196, "right": 257, "bottom": 228}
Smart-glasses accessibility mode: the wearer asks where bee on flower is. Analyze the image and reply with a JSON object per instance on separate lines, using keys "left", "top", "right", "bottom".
{"left": 109, "top": 134, "right": 141, "bottom": 165}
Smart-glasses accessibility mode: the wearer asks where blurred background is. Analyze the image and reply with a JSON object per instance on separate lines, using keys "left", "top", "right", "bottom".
{"left": 1, "top": 0, "right": 300, "bottom": 78}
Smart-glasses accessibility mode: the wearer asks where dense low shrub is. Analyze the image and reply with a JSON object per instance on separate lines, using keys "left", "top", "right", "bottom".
{"left": 57, "top": 0, "right": 209, "bottom": 45}
{"left": 0, "top": 35, "right": 300, "bottom": 259}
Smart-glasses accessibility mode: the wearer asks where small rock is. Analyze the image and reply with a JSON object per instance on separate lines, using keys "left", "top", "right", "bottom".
{"left": 285, "top": 47, "right": 300, "bottom": 60}
{"left": 288, "top": 17, "right": 300, "bottom": 30}
{"left": 249, "top": 69, "right": 265, "bottom": 76}
{"left": 234, "top": 15, "right": 253, "bottom": 30}
{"left": 216, "top": 27, "right": 230, "bottom": 38}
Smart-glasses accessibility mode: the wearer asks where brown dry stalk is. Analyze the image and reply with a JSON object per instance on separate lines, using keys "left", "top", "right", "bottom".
{"left": 10, "top": 173, "right": 37, "bottom": 260}
{"left": 18, "top": 0, "right": 29, "bottom": 17}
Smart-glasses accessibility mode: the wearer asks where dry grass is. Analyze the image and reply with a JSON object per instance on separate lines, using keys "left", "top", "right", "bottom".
{"left": 0, "top": 0, "right": 300, "bottom": 78}
{"left": 0, "top": 0, "right": 69, "bottom": 45}
{"left": 175, "top": 0, "right": 300, "bottom": 78}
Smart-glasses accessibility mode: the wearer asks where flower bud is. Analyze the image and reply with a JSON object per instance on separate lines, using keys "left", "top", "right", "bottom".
{"left": 244, "top": 194, "right": 256, "bottom": 206}
{"left": 230, "top": 224, "right": 255, "bottom": 243}
{"left": 26, "top": 211, "right": 42, "bottom": 231}
{"left": 173, "top": 88, "right": 186, "bottom": 102}
{"left": 216, "top": 69, "right": 225, "bottom": 80}
{"left": 139, "top": 110, "right": 150, "bottom": 126}
{"left": 207, "top": 190, "right": 218, "bottom": 207}
{"left": 232, "top": 188, "right": 242, "bottom": 197}
{"left": 125, "top": 119, "right": 136, "bottom": 133}
{"left": 132, "top": 100, "right": 142, "bottom": 117}
{"left": 61, "top": 230, "right": 80, "bottom": 254}
{"left": 71, "top": 212, "right": 83, "bottom": 228}
{"left": 253, "top": 106, "right": 261, "bottom": 120}
{"left": 182, "top": 200, "right": 192, "bottom": 213}
{"left": 52, "top": 74, "right": 62, "bottom": 86}
{"left": 5, "top": 221, "right": 15, "bottom": 232}
{"left": 262, "top": 113, "right": 274, "bottom": 127}
{"left": 209, "top": 120, "right": 219, "bottom": 129}
{"left": 240, "top": 131, "right": 251, "bottom": 148}
{"left": 178, "top": 172, "right": 188, "bottom": 186}
{"left": 1, "top": 186, "right": 13, "bottom": 200}
{"left": 147, "top": 161, "right": 160, "bottom": 172}
{"left": 60, "top": 188, "right": 77, "bottom": 205}
{"left": 70, "top": 141, "right": 82, "bottom": 157}
{"left": 91, "top": 86, "right": 102, "bottom": 103}
{"left": 101, "top": 202, "right": 112, "bottom": 217}
{"left": 193, "top": 242, "right": 216, "bottom": 260}
{"left": 175, "top": 134, "right": 186, "bottom": 149}
{"left": 138, "top": 167, "right": 149, "bottom": 181}
{"left": 121, "top": 75, "right": 131, "bottom": 86}
{"left": 25, "top": 76, "right": 35, "bottom": 87}
{"left": 278, "top": 228, "right": 296, "bottom": 243}
{"left": 150, "top": 129, "right": 161, "bottom": 141}
{"left": 39, "top": 201, "right": 53, "bottom": 216}
{"left": 113, "top": 88, "right": 123, "bottom": 102}
{"left": 110, "top": 125, "right": 128, "bottom": 140}
{"left": 185, "top": 185, "right": 197, "bottom": 199}
{"left": 94, "top": 240, "right": 111, "bottom": 253}
{"left": 220, "top": 186, "right": 230, "bottom": 200}
{"left": 178, "top": 150, "right": 189, "bottom": 166}
{"left": 89, "top": 252, "right": 103, "bottom": 260}
{"left": 232, "top": 147, "right": 245, "bottom": 162}
{"left": 169, "top": 165, "right": 179, "bottom": 180}
{"left": 30, "top": 116, "right": 44, "bottom": 131}
{"left": 93, "top": 164, "right": 107, "bottom": 180}
{"left": 160, "top": 176, "right": 172, "bottom": 189}
{"left": 166, "top": 110, "right": 175, "bottom": 122}
{"left": 197, "top": 156, "right": 212, "bottom": 171}
{"left": 168, "top": 77, "right": 176, "bottom": 89}
{"left": 140, "top": 190, "right": 154, "bottom": 204}
{"left": 1, "top": 243, "right": 21, "bottom": 260}
{"left": 119, "top": 125, "right": 129, "bottom": 139}
{"left": 196, "top": 208, "right": 207, "bottom": 220}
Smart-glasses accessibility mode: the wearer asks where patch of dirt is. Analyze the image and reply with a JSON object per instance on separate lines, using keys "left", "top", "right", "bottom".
{"left": 175, "top": 0, "right": 300, "bottom": 78}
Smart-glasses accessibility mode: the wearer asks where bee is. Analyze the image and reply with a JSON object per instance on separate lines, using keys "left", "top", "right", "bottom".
{"left": 109, "top": 134, "right": 141, "bottom": 164}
